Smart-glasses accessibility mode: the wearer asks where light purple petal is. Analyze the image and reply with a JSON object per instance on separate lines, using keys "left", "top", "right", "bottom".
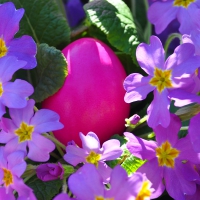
{"left": 0, "top": 56, "right": 26, "bottom": 82}
{"left": 0, "top": 147, "right": 7, "bottom": 168}
{"left": 27, "top": 134, "right": 55, "bottom": 162}
{"left": 0, "top": 130, "right": 15, "bottom": 143}
{"left": 1, "top": 117, "right": 16, "bottom": 133}
{"left": 30, "top": 109, "right": 63, "bottom": 133}
{"left": 7, "top": 35, "right": 37, "bottom": 69}
{"left": 124, "top": 73, "right": 154, "bottom": 103}
{"left": 0, "top": 2, "right": 24, "bottom": 42}
{"left": 178, "top": 4, "right": 200, "bottom": 34}
{"left": 124, "top": 132, "right": 157, "bottom": 160}
{"left": 169, "top": 89, "right": 200, "bottom": 107}
{"left": 154, "top": 114, "right": 181, "bottom": 146}
{"left": 136, "top": 36, "right": 165, "bottom": 75}
{"left": 190, "top": 29, "right": 200, "bottom": 55}
{"left": 137, "top": 158, "right": 165, "bottom": 199}
{"left": 147, "top": 1, "right": 177, "bottom": 34}
{"left": 68, "top": 164, "right": 104, "bottom": 200}
{"left": 97, "top": 162, "right": 112, "bottom": 183}
{"left": 175, "top": 134, "right": 200, "bottom": 163}
{"left": 12, "top": 176, "right": 35, "bottom": 199}
{"left": 9, "top": 99, "right": 35, "bottom": 126}
{"left": 2, "top": 80, "right": 33, "bottom": 108}
{"left": 147, "top": 89, "right": 171, "bottom": 128}
{"left": 64, "top": 145, "right": 87, "bottom": 166}
{"left": 164, "top": 162, "right": 196, "bottom": 199}
{"left": 176, "top": 161, "right": 199, "bottom": 182}
{"left": 106, "top": 165, "right": 140, "bottom": 200}
{"left": 188, "top": 113, "right": 200, "bottom": 153}
{"left": 165, "top": 43, "right": 196, "bottom": 71}
{"left": 0, "top": 101, "right": 6, "bottom": 117}
{"left": 100, "top": 139, "right": 122, "bottom": 161}
{"left": 4, "top": 137, "right": 27, "bottom": 157}
{"left": 79, "top": 132, "right": 100, "bottom": 152}
{"left": 7, "top": 151, "right": 26, "bottom": 177}
{"left": 53, "top": 193, "right": 72, "bottom": 200}
{"left": 0, "top": 188, "right": 15, "bottom": 200}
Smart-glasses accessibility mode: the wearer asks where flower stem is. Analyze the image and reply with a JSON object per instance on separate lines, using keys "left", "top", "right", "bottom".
{"left": 164, "top": 33, "right": 182, "bottom": 56}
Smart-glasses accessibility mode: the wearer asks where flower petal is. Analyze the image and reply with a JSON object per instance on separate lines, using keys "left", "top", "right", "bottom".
{"left": 100, "top": 139, "right": 122, "bottom": 161}
{"left": 79, "top": 132, "right": 100, "bottom": 151}
{"left": 64, "top": 145, "right": 87, "bottom": 166}
{"left": 124, "top": 73, "right": 154, "bottom": 103}
{"left": 147, "top": 2, "right": 177, "bottom": 34}
{"left": 136, "top": 36, "right": 165, "bottom": 75}
{"left": 68, "top": 164, "right": 104, "bottom": 200}
{"left": 124, "top": 132, "right": 157, "bottom": 160}
{"left": 137, "top": 158, "right": 165, "bottom": 199}
{"left": 27, "top": 134, "right": 55, "bottom": 162}
{"left": 97, "top": 162, "right": 112, "bottom": 183}
{"left": 2, "top": 80, "right": 33, "bottom": 108}
{"left": 147, "top": 89, "right": 171, "bottom": 128}
{"left": 7, "top": 36, "right": 37, "bottom": 69}
{"left": 154, "top": 114, "right": 181, "bottom": 146}
{"left": 0, "top": 2, "right": 24, "bottom": 41}
{"left": 31, "top": 109, "right": 63, "bottom": 133}
{"left": 169, "top": 89, "right": 200, "bottom": 107}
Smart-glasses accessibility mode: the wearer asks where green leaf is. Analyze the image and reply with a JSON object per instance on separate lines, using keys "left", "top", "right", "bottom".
{"left": 27, "top": 176, "right": 63, "bottom": 200}
{"left": 84, "top": 0, "right": 142, "bottom": 64}
{"left": 131, "top": 0, "right": 151, "bottom": 43}
{"left": 0, "top": 0, "right": 70, "bottom": 49}
{"left": 121, "top": 148, "right": 145, "bottom": 175}
{"left": 107, "top": 135, "right": 145, "bottom": 174}
{"left": 30, "top": 43, "right": 68, "bottom": 102}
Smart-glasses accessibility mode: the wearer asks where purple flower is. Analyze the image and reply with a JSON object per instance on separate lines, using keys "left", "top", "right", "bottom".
{"left": 65, "top": 0, "right": 86, "bottom": 28}
{"left": 0, "top": 2, "right": 37, "bottom": 69}
{"left": 0, "top": 99, "right": 64, "bottom": 162}
{"left": 0, "top": 56, "right": 33, "bottom": 118}
{"left": 125, "top": 114, "right": 200, "bottom": 199}
{"left": 0, "top": 147, "right": 36, "bottom": 199}
{"left": 57, "top": 163, "right": 153, "bottom": 200}
{"left": 53, "top": 193, "right": 73, "bottom": 200}
{"left": 124, "top": 35, "right": 200, "bottom": 128}
{"left": 64, "top": 132, "right": 123, "bottom": 182}
{"left": 148, "top": 0, "right": 200, "bottom": 35}
{"left": 36, "top": 162, "right": 64, "bottom": 181}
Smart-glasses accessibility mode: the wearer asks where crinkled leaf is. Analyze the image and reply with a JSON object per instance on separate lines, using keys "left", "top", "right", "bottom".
{"left": 30, "top": 43, "right": 68, "bottom": 102}
{"left": 84, "top": 0, "right": 141, "bottom": 64}
{"left": 107, "top": 135, "right": 145, "bottom": 174}
{"left": 27, "top": 176, "right": 63, "bottom": 200}
{"left": 0, "top": 0, "right": 70, "bottom": 49}
{"left": 121, "top": 148, "right": 146, "bottom": 175}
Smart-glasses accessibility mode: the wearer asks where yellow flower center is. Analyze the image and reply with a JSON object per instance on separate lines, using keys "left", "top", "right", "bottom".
{"left": 136, "top": 181, "right": 152, "bottom": 200}
{"left": 85, "top": 151, "right": 101, "bottom": 167}
{"left": 14, "top": 122, "right": 34, "bottom": 143}
{"left": 95, "top": 197, "right": 114, "bottom": 200}
{"left": 2, "top": 168, "right": 13, "bottom": 187}
{"left": 149, "top": 67, "right": 173, "bottom": 92}
{"left": 0, "top": 82, "right": 4, "bottom": 97}
{"left": 0, "top": 38, "right": 8, "bottom": 58}
{"left": 173, "top": 0, "right": 196, "bottom": 7}
{"left": 156, "top": 141, "right": 180, "bottom": 168}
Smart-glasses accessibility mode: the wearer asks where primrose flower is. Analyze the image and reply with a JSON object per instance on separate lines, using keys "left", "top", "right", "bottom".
{"left": 54, "top": 163, "right": 153, "bottom": 200}
{"left": 125, "top": 114, "right": 200, "bottom": 200}
{"left": 0, "top": 147, "right": 36, "bottom": 200}
{"left": 64, "top": 132, "right": 123, "bottom": 182}
{"left": 0, "top": 2, "right": 37, "bottom": 69}
{"left": 124, "top": 35, "right": 200, "bottom": 128}
{"left": 0, "top": 99, "right": 64, "bottom": 162}
{"left": 148, "top": 0, "right": 200, "bottom": 35}
{"left": 36, "top": 162, "right": 64, "bottom": 181}
{"left": 0, "top": 56, "right": 33, "bottom": 118}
